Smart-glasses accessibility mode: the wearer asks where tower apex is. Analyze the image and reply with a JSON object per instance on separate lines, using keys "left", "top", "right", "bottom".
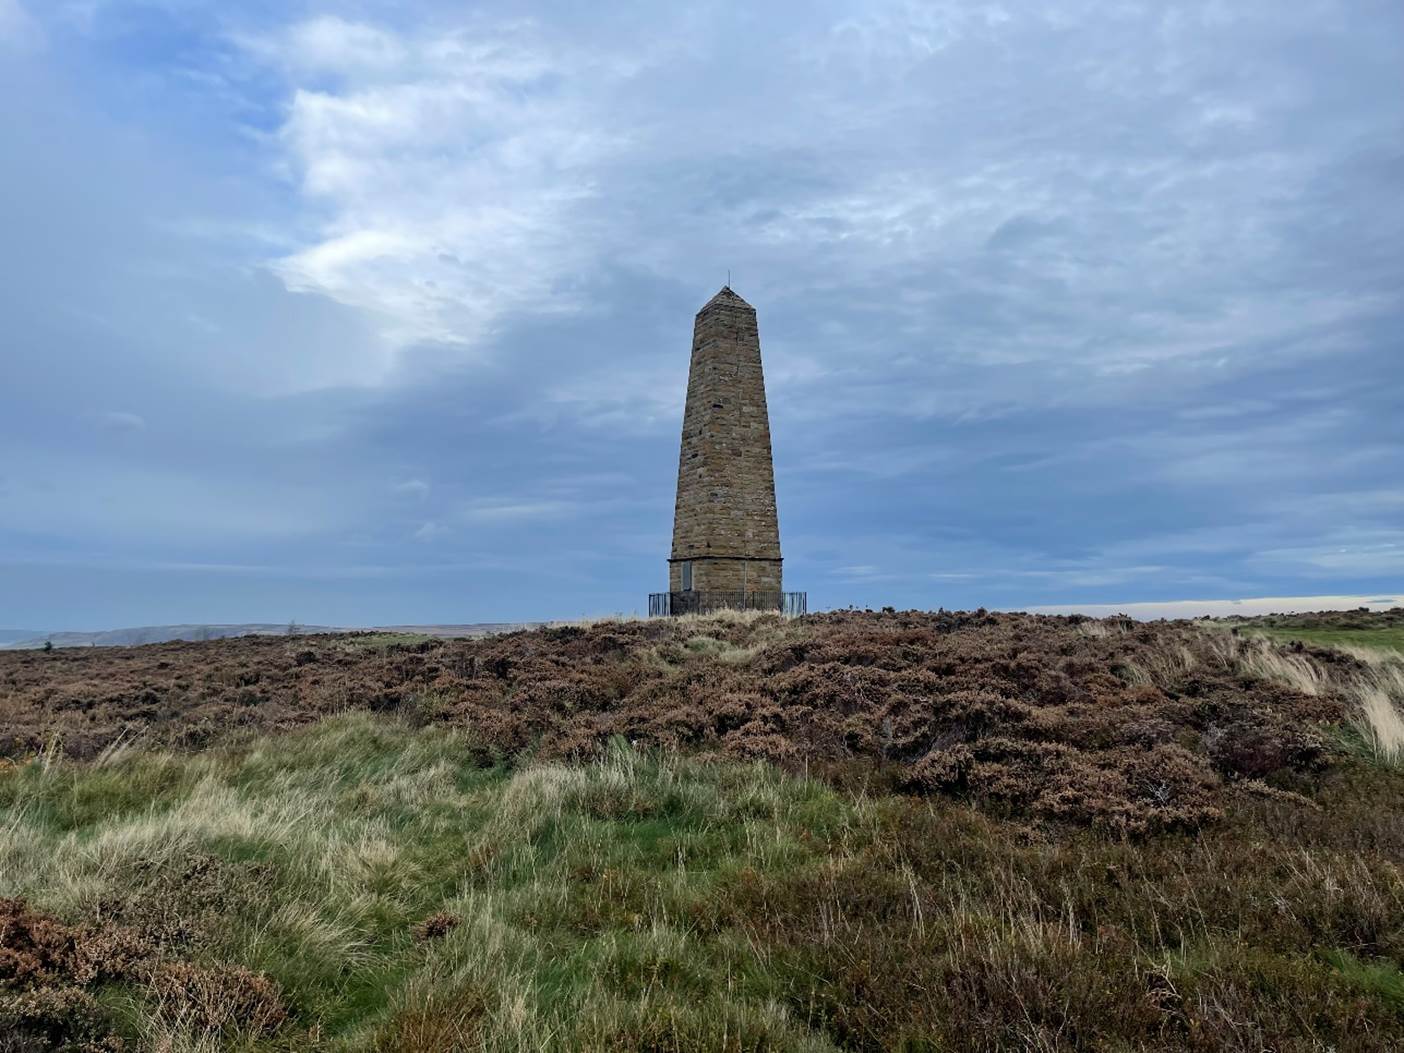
{"left": 699, "top": 285, "right": 753, "bottom": 313}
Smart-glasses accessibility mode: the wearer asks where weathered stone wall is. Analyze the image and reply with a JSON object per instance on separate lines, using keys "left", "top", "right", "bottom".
{"left": 669, "top": 287, "right": 783, "bottom": 593}
{"left": 668, "top": 557, "right": 782, "bottom": 593}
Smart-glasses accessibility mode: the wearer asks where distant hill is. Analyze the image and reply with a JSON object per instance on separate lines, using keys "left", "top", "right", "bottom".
{"left": 366, "top": 623, "right": 540, "bottom": 639}
{"left": 0, "top": 630, "right": 47, "bottom": 646}
{"left": 1, "top": 624, "right": 338, "bottom": 649}
{"left": 0, "top": 622, "right": 540, "bottom": 649}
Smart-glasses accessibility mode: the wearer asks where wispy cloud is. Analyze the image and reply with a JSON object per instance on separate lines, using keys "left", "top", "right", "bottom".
{"left": 459, "top": 498, "right": 575, "bottom": 524}
{"left": 96, "top": 410, "right": 146, "bottom": 433}
{"left": 235, "top": 15, "right": 625, "bottom": 360}
{"left": 413, "top": 520, "right": 448, "bottom": 542}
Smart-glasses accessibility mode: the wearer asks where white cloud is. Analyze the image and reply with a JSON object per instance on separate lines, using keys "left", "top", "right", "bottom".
{"left": 836, "top": 564, "right": 894, "bottom": 583}
{"left": 220, "top": 1, "right": 1402, "bottom": 411}
{"left": 459, "top": 498, "right": 574, "bottom": 523}
{"left": 1250, "top": 533, "right": 1404, "bottom": 578}
{"left": 284, "top": 16, "right": 407, "bottom": 76}
{"left": 413, "top": 520, "right": 449, "bottom": 541}
{"left": 826, "top": 1, "right": 1011, "bottom": 70}
{"left": 524, "top": 364, "right": 686, "bottom": 435}
{"left": 395, "top": 478, "right": 431, "bottom": 499}
{"left": 240, "top": 18, "right": 623, "bottom": 358}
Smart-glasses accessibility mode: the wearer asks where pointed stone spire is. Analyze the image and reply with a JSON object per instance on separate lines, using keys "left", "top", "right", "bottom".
{"left": 699, "top": 285, "right": 751, "bottom": 311}
{"left": 668, "top": 286, "right": 783, "bottom": 599}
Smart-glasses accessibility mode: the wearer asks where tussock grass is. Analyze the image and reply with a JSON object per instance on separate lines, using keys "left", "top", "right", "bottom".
{"left": 1355, "top": 687, "right": 1404, "bottom": 765}
{"left": 1075, "top": 618, "right": 1127, "bottom": 639}
{"left": 2, "top": 710, "right": 1403, "bottom": 1050}
{"left": 0, "top": 715, "right": 847, "bottom": 1051}
{"left": 631, "top": 609, "right": 805, "bottom": 674}
{"left": 1201, "top": 630, "right": 1404, "bottom": 768}
{"left": 1112, "top": 640, "right": 1200, "bottom": 689}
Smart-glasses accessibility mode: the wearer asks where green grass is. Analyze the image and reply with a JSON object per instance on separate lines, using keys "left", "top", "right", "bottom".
{"left": 0, "top": 716, "right": 848, "bottom": 1051}
{"left": 1248, "top": 626, "right": 1404, "bottom": 655}
{"left": 2, "top": 714, "right": 1403, "bottom": 1051}
{"left": 1322, "top": 950, "right": 1404, "bottom": 1010}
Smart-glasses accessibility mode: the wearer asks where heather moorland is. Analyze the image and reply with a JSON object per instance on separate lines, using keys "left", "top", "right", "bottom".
{"left": 1, "top": 609, "right": 1401, "bottom": 1051}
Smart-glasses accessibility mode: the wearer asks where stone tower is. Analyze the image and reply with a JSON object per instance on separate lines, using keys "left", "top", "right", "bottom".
{"left": 667, "top": 287, "right": 783, "bottom": 604}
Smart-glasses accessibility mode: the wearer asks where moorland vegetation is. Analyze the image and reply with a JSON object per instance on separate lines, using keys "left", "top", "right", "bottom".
{"left": 1, "top": 609, "right": 1401, "bottom": 1051}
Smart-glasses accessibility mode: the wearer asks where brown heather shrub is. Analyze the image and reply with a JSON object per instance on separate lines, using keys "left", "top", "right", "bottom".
{"left": 95, "top": 853, "right": 275, "bottom": 953}
{"left": 0, "top": 898, "right": 287, "bottom": 1046}
{"left": 1, "top": 897, "right": 75, "bottom": 990}
{"left": 0, "top": 609, "right": 1364, "bottom": 833}
{"left": 0, "top": 898, "right": 150, "bottom": 993}
{"left": 146, "top": 960, "right": 287, "bottom": 1037}
{"left": 697, "top": 782, "right": 1404, "bottom": 1052}
{"left": 0, "top": 986, "right": 124, "bottom": 1053}
{"left": 374, "top": 983, "right": 489, "bottom": 1053}
{"left": 66, "top": 925, "right": 154, "bottom": 988}
{"left": 411, "top": 911, "right": 461, "bottom": 942}
{"left": 1204, "top": 717, "right": 1330, "bottom": 779}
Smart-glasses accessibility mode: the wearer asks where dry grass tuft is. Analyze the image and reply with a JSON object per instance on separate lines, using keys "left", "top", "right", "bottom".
{"left": 1205, "top": 629, "right": 1404, "bottom": 768}
{"left": 146, "top": 960, "right": 288, "bottom": 1038}
{"left": 1355, "top": 688, "right": 1404, "bottom": 765}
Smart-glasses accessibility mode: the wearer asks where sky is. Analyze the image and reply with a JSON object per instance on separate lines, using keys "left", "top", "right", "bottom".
{"left": 1, "top": 0, "right": 1401, "bottom": 629}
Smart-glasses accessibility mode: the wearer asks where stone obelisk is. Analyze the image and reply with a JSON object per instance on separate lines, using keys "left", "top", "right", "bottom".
{"left": 667, "top": 287, "right": 782, "bottom": 605}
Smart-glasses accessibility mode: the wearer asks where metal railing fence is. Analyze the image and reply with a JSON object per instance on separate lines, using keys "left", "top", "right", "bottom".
{"left": 648, "top": 591, "right": 807, "bottom": 618}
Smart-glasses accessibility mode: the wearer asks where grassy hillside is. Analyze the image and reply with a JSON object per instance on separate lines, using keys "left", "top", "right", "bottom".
{"left": 1, "top": 611, "right": 1403, "bottom": 1050}
{"left": 3, "top": 715, "right": 1403, "bottom": 1052}
{"left": 1246, "top": 626, "right": 1404, "bottom": 656}
{"left": 1229, "top": 608, "right": 1404, "bottom": 656}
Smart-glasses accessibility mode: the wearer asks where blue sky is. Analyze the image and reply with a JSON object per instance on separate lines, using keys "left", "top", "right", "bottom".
{"left": 1, "top": 0, "right": 1401, "bottom": 629}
